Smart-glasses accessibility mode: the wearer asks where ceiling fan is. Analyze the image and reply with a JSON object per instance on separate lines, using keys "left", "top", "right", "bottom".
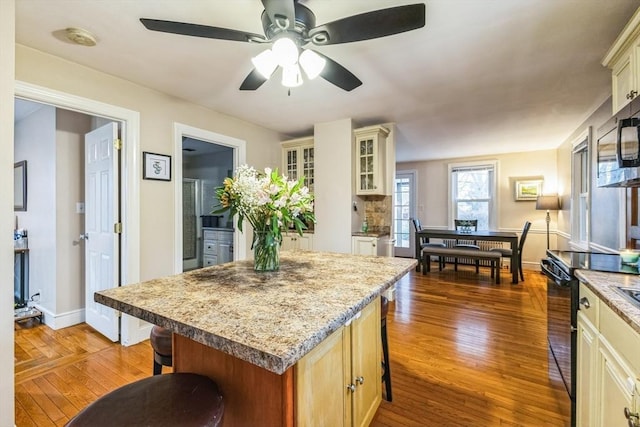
{"left": 140, "top": 1, "right": 426, "bottom": 92}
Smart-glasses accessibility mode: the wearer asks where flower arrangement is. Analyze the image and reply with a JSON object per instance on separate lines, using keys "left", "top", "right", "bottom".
{"left": 215, "top": 165, "right": 315, "bottom": 270}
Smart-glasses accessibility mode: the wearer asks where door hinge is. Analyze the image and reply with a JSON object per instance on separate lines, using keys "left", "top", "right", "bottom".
{"left": 114, "top": 222, "right": 122, "bottom": 234}
{"left": 114, "top": 138, "right": 122, "bottom": 150}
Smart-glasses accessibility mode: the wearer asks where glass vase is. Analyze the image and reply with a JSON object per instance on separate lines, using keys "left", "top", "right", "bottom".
{"left": 252, "top": 230, "right": 281, "bottom": 272}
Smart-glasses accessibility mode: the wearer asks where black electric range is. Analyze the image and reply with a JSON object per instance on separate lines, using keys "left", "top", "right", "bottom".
{"left": 541, "top": 250, "right": 639, "bottom": 427}
{"left": 546, "top": 250, "right": 640, "bottom": 277}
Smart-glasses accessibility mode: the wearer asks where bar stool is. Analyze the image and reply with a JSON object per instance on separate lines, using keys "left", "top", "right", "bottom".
{"left": 150, "top": 325, "right": 173, "bottom": 375}
{"left": 381, "top": 296, "right": 392, "bottom": 402}
{"left": 65, "top": 373, "right": 224, "bottom": 426}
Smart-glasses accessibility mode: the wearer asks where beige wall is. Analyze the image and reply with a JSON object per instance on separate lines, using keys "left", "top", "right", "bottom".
{"left": 55, "top": 109, "right": 92, "bottom": 314}
{"left": 556, "top": 97, "right": 624, "bottom": 251}
{"left": 1, "top": 1, "right": 15, "bottom": 424}
{"left": 398, "top": 149, "right": 559, "bottom": 269}
{"left": 16, "top": 44, "right": 285, "bottom": 282}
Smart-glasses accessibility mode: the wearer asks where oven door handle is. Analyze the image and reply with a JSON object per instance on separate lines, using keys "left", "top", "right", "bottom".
{"left": 540, "top": 259, "right": 571, "bottom": 286}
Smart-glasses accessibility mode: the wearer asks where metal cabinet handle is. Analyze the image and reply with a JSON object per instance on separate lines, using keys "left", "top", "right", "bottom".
{"left": 79, "top": 233, "right": 89, "bottom": 240}
{"left": 624, "top": 407, "right": 640, "bottom": 427}
{"left": 356, "top": 376, "right": 364, "bottom": 385}
{"left": 579, "top": 297, "right": 590, "bottom": 309}
{"left": 628, "top": 90, "right": 639, "bottom": 100}
{"left": 346, "top": 383, "right": 356, "bottom": 392}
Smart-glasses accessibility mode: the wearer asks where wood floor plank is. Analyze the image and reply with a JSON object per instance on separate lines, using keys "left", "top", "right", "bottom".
{"left": 14, "top": 265, "right": 569, "bottom": 426}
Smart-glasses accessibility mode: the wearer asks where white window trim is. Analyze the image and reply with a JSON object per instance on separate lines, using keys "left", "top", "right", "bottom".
{"left": 447, "top": 159, "right": 499, "bottom": 229}
{"left": 570, "top": 127, "right": 590, "bottom": 251}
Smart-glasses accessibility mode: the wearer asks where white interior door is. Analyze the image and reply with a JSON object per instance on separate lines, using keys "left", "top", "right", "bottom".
{"left": 84, "top": 122, "right": 119, "bottom": 342}
{"left": 394, "top": 171, "right": 416, "bottom": 258}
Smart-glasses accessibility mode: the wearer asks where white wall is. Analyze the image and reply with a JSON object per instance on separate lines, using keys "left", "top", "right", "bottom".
{"left": 14, "top": 105, "right": 57, "bottom": 313}
{"left": 314, "top": 118, "right": 353, "bottom": 253}
{"left": 1, "top": 1, "right": 15, "bottom": 424}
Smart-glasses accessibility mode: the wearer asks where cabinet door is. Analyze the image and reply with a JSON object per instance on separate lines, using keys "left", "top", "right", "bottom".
{"left": 296, "top": 326, "right": 350, "bottom": 427}
{"left": 612, "top": 50, "right": 635, "bottom": 114}
{"left": 283, "top": 147, "right": 299, "bottom": 180}
{"left": 356, "top": 137, "right": 378, "bottom": 194}
{"left": 217, "top": 242, "right": 232, "bottom": 264}
{"left": 597, "top": 339, "right": 635, "bottom": 427}
{"left": 281, "top": 235, "right": 296, "bottom": 251}
{"left": 576, "top": 312, "right": 598, "bottom": 427}
{"left": 350, "top": 298, "right": 382, "bottom": 427}
{"left": 352, "top": 237, "right": 377, "bottom": 256}
{"left": 301, "top": 145, "right": 314, "bottom": 191}
{"left": 298, "top": 234, "right": 313, "bottom": 251}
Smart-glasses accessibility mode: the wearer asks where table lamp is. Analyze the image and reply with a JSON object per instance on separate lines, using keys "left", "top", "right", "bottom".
{"left": 536, "top": 195, "right": 560, "bottom": 249}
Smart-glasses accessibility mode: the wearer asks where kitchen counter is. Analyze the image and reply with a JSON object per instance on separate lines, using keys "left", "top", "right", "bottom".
{"left": 95, "top": 251, "right": 415, "bottom": 374}
{"left": 576, "top": 269, "right": 640, "bottom": 335}
{"left": 352, "top": 231, "right": 390, "bottom": 238}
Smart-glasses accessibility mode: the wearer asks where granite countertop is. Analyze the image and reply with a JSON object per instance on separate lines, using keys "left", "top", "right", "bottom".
{"left": 575, "top": 269, "right": 640, "bottom": 334}
{"left": 95, "top": 251, "right": 416, "bottom": 375}
{"left": 352, "top": 231, "right": 390, "bottom": 238}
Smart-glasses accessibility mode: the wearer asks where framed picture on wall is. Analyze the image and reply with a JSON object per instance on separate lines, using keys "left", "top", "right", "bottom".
{"left": 143, "top": 152, "right": 171, "bottom": 181}
{"left": 514, "top": 179, "right": 543, "bottom": 201}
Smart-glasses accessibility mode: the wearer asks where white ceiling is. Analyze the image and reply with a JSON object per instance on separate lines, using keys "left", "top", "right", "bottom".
{"left": 14, "top": 0, "right": 640, "bottom": 162}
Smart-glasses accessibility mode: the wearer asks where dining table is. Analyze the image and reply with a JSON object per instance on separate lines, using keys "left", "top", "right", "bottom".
{"left": 415, "top": 229, "right": 520, "bottom": 284}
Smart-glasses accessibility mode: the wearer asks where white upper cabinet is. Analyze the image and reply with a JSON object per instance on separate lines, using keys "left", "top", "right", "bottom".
{"left": 281, "top": 137, "right": 314, "bottom": 192}
{"left": 603, "top": 8, "right": 640, "bottom": 114}
{"left": 354, "top": 125, "right": 390, "bottom": 196}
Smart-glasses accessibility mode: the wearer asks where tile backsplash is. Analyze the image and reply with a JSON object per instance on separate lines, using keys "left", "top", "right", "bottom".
{"left": 362, "top": 195, "right": 391, "bottom": 234}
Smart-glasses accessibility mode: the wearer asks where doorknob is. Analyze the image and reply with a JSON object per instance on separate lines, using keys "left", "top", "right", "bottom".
{"left": 79, "top": 233, "right": 89, "bottom": 240}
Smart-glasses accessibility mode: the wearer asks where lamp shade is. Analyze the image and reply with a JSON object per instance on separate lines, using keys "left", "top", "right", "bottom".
{"left": 536, "top": 195, "right": 560, "bottom": 211}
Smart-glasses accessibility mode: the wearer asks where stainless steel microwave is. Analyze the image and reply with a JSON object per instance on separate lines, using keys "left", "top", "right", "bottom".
{"left": 597, "top": 102, "right": 640, "bottom": 187}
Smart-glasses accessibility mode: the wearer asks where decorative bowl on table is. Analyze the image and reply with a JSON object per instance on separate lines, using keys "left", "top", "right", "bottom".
{"left": 619, "top": 249, "right": 640, "bottom": 265}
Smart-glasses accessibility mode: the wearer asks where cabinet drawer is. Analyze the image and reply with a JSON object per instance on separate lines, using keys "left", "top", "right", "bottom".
{"left": 599, "top": 302, "right": 640, "bottom": 373}
{"left": 203, "top": 230, "right": 217, "bottom": 240}
{"left": 203, "top": 256, "right": 217, "bottom": 267}
{"left": 203, "top": 240, "right": 217, "bottom": 255}
{"left": 579, "top": 283, "right": 599, "bottom": 328}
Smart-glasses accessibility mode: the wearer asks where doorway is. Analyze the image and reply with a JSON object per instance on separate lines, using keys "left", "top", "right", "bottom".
{"left": 394, "top": 170, "right": 417, "bottom": 258}
{"left": 181, "top": 137, "right": 234, "bottom": 271}
{"left": 173, "top": 123, "right": 247, "bottom": 274}
{"left": 15, "top": 80, "right": 145, "bottom": 346}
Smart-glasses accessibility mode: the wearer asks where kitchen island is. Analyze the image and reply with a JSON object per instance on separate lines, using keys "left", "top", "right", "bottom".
{"left": 95, "top": 251, "right": 416, "bottom": 426}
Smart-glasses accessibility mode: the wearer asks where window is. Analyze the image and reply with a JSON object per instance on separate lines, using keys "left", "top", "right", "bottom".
{"left": 449, "top": 161, "right": 497, "bottom": 230}
{"left": 572, "top": 129, "right": 590, "bottom": 248}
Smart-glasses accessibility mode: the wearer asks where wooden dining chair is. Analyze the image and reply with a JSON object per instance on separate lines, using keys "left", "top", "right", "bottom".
{"left": 490, "top": 221, "right": 531, "bottom": 282}
{"left": 412, "top": 218, "right": 446, "bottom": 271}
{"left": 454, "top": 219, "right": 480, "bottom": 272}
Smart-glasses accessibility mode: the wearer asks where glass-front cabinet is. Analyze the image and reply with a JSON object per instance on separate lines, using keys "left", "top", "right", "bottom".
{"left": 354, "top": 125, "right": 389, "bottom": 196}
{"left": 281, "top": 137, "right": 314, "bottom": 192}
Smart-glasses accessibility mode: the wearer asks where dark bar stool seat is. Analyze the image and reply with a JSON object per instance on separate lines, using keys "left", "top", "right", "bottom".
{"left": 65, "top": 373, "right": 224, "bottom": 427}
{"left": 150, "top": 325, "right": 173, "bottom": 375}
{"left": 381, "top": 296, "right": 392, "bottom": 402}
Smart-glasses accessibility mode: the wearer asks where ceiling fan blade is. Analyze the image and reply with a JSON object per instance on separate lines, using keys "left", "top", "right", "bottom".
{"left": 239, "top": 69, "right": 269, "bottom": 91}
{"left": 140, "top": 18, "right": 266, "bottom": 43}
{"left": 308, "top": 3, "right": 426, "bottom": 45}
{"left": 261, "top": 0, "right": 296, "bottom": 30}
{"left": 313, "top": 51, "right": 362, "bottom": 92}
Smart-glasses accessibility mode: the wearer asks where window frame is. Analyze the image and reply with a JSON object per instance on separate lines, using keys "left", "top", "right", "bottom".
{"left": 448, "top": 160, "right": 499, "bottom": 230}
{"left": 570, "top": 127, "right": 590, "bottom": 250}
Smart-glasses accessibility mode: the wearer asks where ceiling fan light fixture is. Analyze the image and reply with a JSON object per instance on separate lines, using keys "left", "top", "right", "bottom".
{"left": 282, "top": 64, "right": 303, "bottom": 88}
{"left": 272, "top": 37, "right": 299, "bottom": 67}
{"left": 251, "top": 49, "right": 278, "bottom": 79}
{"left": 299, "top": 50, "right": 326, "bottom": 80}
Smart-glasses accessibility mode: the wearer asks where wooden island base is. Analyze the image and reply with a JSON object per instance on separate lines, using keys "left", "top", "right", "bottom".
{"left": 174, "top": 334, "right": 295, "bottom": 426}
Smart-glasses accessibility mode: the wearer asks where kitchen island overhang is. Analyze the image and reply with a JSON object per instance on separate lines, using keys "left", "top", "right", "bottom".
{"left": 94, "top": 251, "right": 416, "bottom": 375}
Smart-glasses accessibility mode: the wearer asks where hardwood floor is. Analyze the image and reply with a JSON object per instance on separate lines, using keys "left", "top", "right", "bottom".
{"left": 15, "top": 264, "right": 570, "bottom": 426}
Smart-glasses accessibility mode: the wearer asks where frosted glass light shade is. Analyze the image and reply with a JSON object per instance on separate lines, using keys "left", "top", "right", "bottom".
{"left": 272, "top": 37, "right": 298, "bottom": 66}
{"left": 251, "top": 49, "right": 278, "bottom": 79}
{"left": 299, "top": 49, "right": 326, "bottom": 80}
{"left": 282, "top": 64, "right": 303, "bottom": 87}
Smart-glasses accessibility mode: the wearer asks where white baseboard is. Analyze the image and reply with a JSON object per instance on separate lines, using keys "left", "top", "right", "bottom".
{"left": 34, "top": 306, "right": 85, "bottom": 330}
